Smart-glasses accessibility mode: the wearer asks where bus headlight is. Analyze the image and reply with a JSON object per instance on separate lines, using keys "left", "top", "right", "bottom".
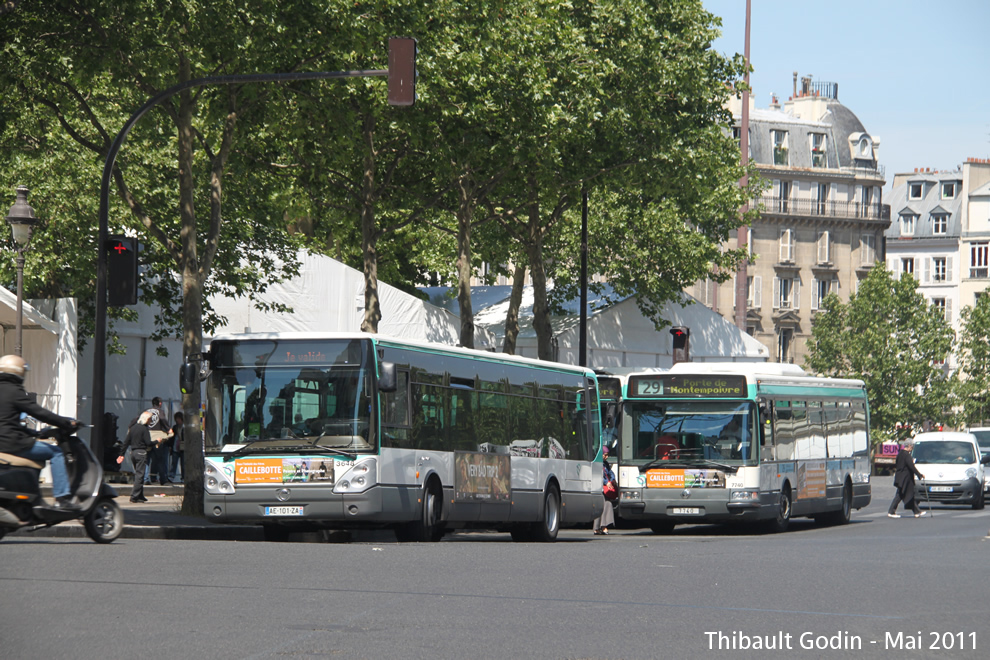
{"left": 334, "top": 458, "right": 378, "bottom": 494}
{"left": 730, "top": 489, "right": 760, "bottom": 503}
{"left": 205, "top": 461, "right": 235, "bottom": 496}
{"left": 620, "top": 489, "right": 642, "bottom": 501}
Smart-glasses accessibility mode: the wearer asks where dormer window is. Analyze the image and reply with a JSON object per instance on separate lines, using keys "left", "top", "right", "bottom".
{"left": 909, "top": 182, "right": 923, "bottom": 200}
{"left": 858, "top": 138, "right": 871, "bottom": 158}
{"left": 900, "top": 213, "right": 917, "bottom": 236}
{"left": 942, "top": 182, "right": 956, "bottom": 199}
{"left": 932, "top": 213, "right": 948, "bottom": 235}
{"left": 772, "top": 130, "right": 789, "bottom": 165}
{"left": 810, "top": 133, "right": 827, "bottom": 168}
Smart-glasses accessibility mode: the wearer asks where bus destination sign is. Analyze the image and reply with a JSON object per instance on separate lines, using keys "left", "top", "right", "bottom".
{"left": 598, "top": 377, "right": 621, "bottom": 401}
{"left": 630, "top": 374, "right": 747, "bottom": 398}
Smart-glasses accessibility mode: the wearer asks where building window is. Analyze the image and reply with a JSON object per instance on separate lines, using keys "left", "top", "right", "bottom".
{"left": 932, "top": 257, "right": 948, "bottom": 283}
{"left": 860, "top": 233, "right": 876, "bottom": 266}
{"left": 733, "top": 126, "right": 752, "bottom": 160}
{"left": 971, "top": 242, "right": 989, "bottom": 279}
{"left": 909, "top": 182, "right": 923, "bottom": 200}
{"left": 775, "top": 180, "right": 791, "bottom": 213}
{"left": 816, "top": 183, "right": 830, "bottom": 215}
{"left": 942, "top": 182, "right": 956, "bottom": 199}
{"left": 779, "top": 228, "right": 794, "bottom": 262}
{"left": 772, "top": 130, "right": 789, "bottom": 165}
{"left": 812, "top": 277, "right": 837, "bottom": 310}
{"left": 932, "top": 214, "right": 948, "bottom": 235}
{"left": 901, "top": 257, "right": 915, "bottom": 277}
{"left": 773, "top": 276, "right": 799, "bottom": 310}
{"left": 899, "top": 213, "right": 916, "bottom": 236}
{"left": 777, "top": 328, "right": 794, "bottom": 363}
{"left": 816, "top": 230, "right": 831, "bottom": 264}
{"left": 811, "top": 133, "right": 827, "bottom": 167}
{"left": 746, "top": 275, "right": 762, "bottom": 309}
{"left": 931, "top": 297, "right": 951, "bottom": 323}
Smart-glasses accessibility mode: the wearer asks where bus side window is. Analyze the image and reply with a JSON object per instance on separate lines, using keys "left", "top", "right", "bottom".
{"left": 759, "top": 403, "right": 775, "bottom": 461}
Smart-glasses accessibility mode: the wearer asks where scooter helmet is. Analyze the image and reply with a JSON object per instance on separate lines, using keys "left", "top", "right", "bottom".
{"left": 0, "top": 354, "right": 28, "bottom": 380}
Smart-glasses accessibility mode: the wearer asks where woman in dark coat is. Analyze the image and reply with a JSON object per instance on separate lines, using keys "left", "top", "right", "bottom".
{"left": 888, "top": 440, "right": 926, "bottom": 518}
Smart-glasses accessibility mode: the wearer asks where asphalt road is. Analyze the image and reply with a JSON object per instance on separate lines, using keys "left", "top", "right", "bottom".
{"left": 1, "top": 482, "right": 988, "bottom": 660}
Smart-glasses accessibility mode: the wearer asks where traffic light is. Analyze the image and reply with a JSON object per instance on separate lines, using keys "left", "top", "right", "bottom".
{"left": 387, "top": 37, "right": 417, "bottom": 106}
{"left": 670, "top": 326, "right": 690, "bottom": 364}
{"left": 107, "top": 235, "right": 138, "bottom": 306}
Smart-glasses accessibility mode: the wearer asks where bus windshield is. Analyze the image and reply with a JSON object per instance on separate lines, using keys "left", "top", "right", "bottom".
{"left": 620, "top": 400, "right": 757, "bottom": 466}
{"left": 203, "top": 339, "right": 375, "bottom": 453}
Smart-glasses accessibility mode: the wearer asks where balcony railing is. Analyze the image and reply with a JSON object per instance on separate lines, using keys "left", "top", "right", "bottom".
{"left": 757, "top": 196, "right": 888, "bottom": 221}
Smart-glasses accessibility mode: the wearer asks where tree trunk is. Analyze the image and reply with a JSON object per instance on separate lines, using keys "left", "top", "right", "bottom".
{"left": 175, "top": 57, "right": 204, "bottom": 517}
{"left": 456, "top": 174, "right": 475, "bottom": 348}
{"left": 502, "top": 263, "right": 526, "bottom": 355}
{"left": 526, "top": 179, "right": 554, "bottom": 361}
{"left": 359, "top": 112, "right": 381, "bottom": 333}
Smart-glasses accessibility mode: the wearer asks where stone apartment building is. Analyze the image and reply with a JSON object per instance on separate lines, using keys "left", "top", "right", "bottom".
{"left": 693, "top": 74, "right": 889, "bottom": 366}
{"left": 884, "top": 159, "right": 990, "bottom": 370}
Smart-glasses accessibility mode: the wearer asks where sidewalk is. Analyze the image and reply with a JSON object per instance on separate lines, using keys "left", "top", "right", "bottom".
{"left": 16, "top": 481, "right": 392, "bottom": 543}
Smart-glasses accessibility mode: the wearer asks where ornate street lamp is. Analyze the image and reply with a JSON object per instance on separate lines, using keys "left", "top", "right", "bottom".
{"left": 5, "top": 186, "right": 39, "bottom": 356}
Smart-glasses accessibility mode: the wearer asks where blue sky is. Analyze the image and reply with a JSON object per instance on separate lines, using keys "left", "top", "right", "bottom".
{"left": 704, "top": 0, "right": 990, "bottom": 193}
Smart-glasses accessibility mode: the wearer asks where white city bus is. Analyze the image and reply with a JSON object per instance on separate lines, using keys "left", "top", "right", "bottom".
{"left": 605, "top": 362, "right": 872, "bottom": 533}
{"left": 183, "top": 332, "right": 604, "bottom": 542}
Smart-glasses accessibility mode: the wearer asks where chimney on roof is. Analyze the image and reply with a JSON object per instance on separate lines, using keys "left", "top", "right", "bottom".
{"left": 793, "top": 71, "right": 798, "bottom": 98}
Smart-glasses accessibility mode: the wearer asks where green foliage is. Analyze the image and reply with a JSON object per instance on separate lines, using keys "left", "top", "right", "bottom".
{"left": 955, "top": 293, "right": 990, "bottom": 427}
{"left": 805, "top": 266, "right": 955, "bottom": 443}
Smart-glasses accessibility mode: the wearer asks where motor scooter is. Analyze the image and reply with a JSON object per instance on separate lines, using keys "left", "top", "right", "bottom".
{"left": 0, "top": 425, "right": 124, "bottom": 543}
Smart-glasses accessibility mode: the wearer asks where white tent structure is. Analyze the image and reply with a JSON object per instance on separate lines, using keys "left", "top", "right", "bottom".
{"left": 422, "top": 285, "right": 769, "bottom": 369}
{"left": 76, "top": 251, "right": 495, "bottom": 444}
{"left": 210, "top": 251, "right": 496, "bottom": 348}
{"left": 0, "top": 287, "right": 77, "bottom": 419}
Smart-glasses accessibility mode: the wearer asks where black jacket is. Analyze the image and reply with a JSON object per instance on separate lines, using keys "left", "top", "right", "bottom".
{"left": 0, "top": 373, "right": 76, "bottom": 454}
{"left": 120, "top": 423, "right": 155, "bottom": 455}
{"left": 893, "top": 448, "right": 924, "bottom": 488}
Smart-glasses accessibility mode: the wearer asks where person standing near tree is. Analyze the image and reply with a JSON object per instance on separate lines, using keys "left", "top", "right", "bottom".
{"left": 888, "top": 439, "right": 926, "bottom": 518}
{"left": 168, "top": 411, "right": 184, "bottom": 483}
{"left": 146, "top": 396, "right": 171, "bottom": 485}
{"left": 117, "top": 411, "right": 156, "bottom": 503}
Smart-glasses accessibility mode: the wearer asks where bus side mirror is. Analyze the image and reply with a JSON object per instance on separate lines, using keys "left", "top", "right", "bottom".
{"left": 180, "top": 362, "right": 199, "bottom": 394}
{"left": 379, "top": 361, "right": 397, "bottom": 393}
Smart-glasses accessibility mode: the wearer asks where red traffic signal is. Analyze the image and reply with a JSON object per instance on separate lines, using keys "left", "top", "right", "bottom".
{"left": 670, "top": 326, "right": 690, "bottom": 364}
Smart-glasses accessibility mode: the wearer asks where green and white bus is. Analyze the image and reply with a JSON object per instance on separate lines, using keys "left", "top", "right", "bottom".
{"left": 183, "top": 332, "right": 604, "bottom": 542}
{"left": 605, "top": 362, "right": 871, "bottom": 533}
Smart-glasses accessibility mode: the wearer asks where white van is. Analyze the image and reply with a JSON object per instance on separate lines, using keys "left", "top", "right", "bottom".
{"left": 967, "top": 428, "right": 990, "bottom": 496}
{"left": 911, "top": 432, "right": 988, "bottom": 509}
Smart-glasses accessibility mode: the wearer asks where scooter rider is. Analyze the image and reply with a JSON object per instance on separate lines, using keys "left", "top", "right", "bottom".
{"left": 0, "top": 354, "right": 80, "bottom": 510}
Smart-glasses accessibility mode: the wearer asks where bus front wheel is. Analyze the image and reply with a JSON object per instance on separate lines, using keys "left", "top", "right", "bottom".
{"left": 396, "top": 480, "right": 444, "bottom": 543}
{"left": 767, "top": 486, "right": 791, "bottom": 533}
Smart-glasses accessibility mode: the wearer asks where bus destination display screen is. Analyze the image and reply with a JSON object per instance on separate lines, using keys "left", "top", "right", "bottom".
{"left": 598, "top": 377, "right": 621, "bottom": 401}
{"left": 629, "top": 374, "right": 747, "bottom": 398}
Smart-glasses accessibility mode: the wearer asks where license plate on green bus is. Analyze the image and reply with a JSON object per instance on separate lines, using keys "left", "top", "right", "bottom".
{"left": 265, "top": 506, "right": 304, "bottom": 516}
{"left": 672, "top": 507, "right": 702, "bottom": 515}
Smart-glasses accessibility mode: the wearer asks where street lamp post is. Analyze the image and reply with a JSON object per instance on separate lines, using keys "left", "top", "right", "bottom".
{"left": 5, "top": 186, "right": 39, "bottom": 357}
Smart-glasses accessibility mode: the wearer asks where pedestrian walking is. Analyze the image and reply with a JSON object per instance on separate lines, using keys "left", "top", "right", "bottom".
{"left": 117, "top": 410, "right": 157, "bottom": 503}
{"left": 888, "top": 439, "right": 926, "bottom": 518}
